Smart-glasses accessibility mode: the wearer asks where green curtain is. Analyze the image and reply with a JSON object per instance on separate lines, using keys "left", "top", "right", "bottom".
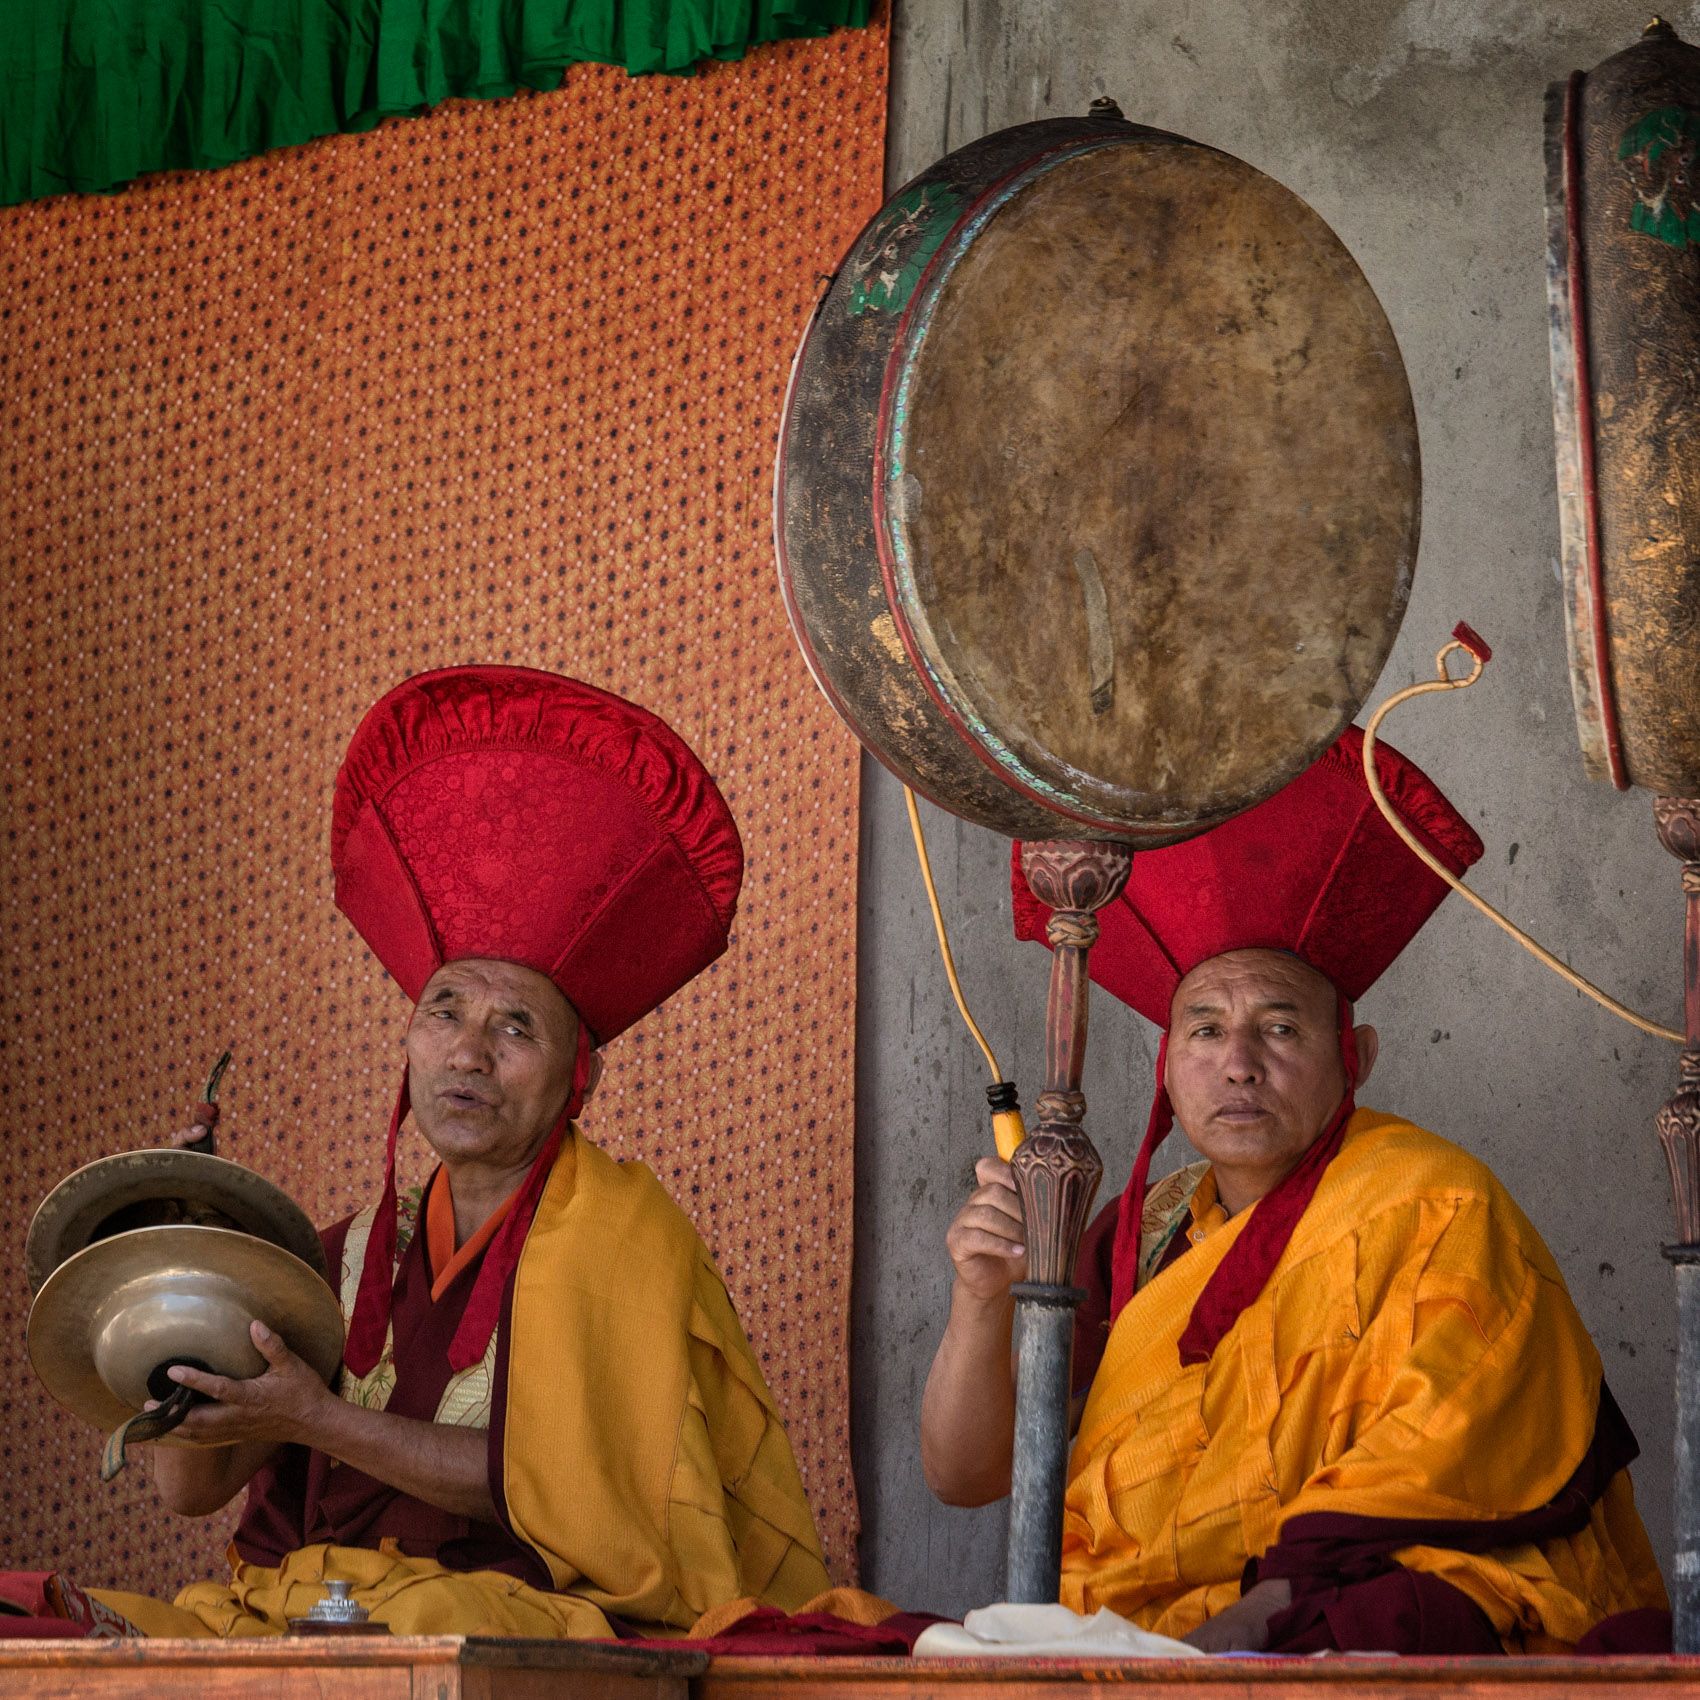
{"left": 0, "top": 0, "right": 872, "bottom": 207}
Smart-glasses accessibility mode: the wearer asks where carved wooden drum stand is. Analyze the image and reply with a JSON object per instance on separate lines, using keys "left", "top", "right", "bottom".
{"left": 1548, "top": 20, "right": 1700, "bottom": 1650}
{"left": 777, "top": 102, "right": 1419, "bottom": 1602}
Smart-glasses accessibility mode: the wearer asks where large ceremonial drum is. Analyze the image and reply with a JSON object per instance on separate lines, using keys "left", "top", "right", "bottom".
{"left": 1547, "top": 22, "right": 1700, "bottom": 796}
{"left": 777, "top": 105, "right": 1420, "bottom": 843}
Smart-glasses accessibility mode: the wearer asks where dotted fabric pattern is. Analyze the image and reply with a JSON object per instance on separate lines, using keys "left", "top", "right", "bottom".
{"left": 0, "top": 26, "right": 886, "bottom": 1597}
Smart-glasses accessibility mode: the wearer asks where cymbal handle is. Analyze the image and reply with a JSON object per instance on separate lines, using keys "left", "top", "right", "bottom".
{"left": 146, "top": 1358, "right": 212, "bottom": 1403}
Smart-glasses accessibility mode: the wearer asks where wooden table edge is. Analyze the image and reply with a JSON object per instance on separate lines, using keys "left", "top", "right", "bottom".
{"left": 0, "top": 1633, "right": 706, "bottom": 1675}
{"left": 693, "top": 1652, "right": 1700, "bottom": 1684}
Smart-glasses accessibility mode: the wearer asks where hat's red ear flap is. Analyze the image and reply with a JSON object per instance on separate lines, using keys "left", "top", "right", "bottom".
{"left": 334, "top": 801, "right": 444, "bottom": 1002}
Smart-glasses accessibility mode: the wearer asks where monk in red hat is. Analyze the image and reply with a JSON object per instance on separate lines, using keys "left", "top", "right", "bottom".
{"left": 86, "top": 666, "right": 830, "bottom": 1637}
{"left": 921, "top": 729, "right": 1668, "bottom": 1654}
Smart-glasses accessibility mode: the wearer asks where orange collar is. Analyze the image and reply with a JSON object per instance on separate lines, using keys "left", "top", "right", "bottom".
{"left": 424, "top": 1168, "right": 517, "bottom": 1303}
{"left": 1182, "top": 1167, "right": 1231, "bottom": 1249}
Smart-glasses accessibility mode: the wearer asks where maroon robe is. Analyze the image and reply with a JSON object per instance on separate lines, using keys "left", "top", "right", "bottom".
{"left": 233, "top": 1182, "right": 549, "bottom": 1587}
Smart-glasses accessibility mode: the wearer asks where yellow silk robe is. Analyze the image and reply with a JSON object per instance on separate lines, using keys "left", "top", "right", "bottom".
{"left": 96, "top": 1133, "right": 830, "bottom": 1637}
{"left": 1063, "top": 1109, "right": 1667, "bottom": 1652}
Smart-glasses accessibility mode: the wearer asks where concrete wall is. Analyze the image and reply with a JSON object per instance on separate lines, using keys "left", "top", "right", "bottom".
{"left": 852, "top": 0, "right": 1694, "bottom": 1614}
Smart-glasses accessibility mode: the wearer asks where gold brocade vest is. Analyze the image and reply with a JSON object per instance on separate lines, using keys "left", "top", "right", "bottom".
{"left": 335, "top": 1179, "right": 499, "bottom": 1429}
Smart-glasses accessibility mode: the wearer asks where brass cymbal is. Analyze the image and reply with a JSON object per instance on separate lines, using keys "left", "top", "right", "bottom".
{"left": 27, "top": 1225, "right": 345, "bottom": 1439}
{"left": 27, "top": 1149, "right": 326, "bottom": 1294}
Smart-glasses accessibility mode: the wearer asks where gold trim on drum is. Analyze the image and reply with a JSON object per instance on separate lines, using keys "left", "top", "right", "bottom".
{"left": 27, "top": 1225, "right": 345, "bottom": 1439}
{"left": 27, "top": 1148, "right": 327, "bottom": 1294}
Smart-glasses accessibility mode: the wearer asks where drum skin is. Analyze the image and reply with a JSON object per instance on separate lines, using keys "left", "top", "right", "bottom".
{"left": 1547, "top": 23, "right": 1700, "bottom": 796}
{"left": 776, "top": 109, "right": 1419, "bottom": 843}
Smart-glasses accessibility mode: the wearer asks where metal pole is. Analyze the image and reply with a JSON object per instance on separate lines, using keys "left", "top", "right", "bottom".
{"left": 1006, "top": 1284, "right": 1083, "bottom": 1603}
{"left": 1670, "top": 1250, "right": 1700, "bottom": 1651}
{"left": 1656, "top": 799, "right": 1700, "bottom": 1650}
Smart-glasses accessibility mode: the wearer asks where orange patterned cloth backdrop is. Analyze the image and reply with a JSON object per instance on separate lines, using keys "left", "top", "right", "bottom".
{"left": 0, "top": 26, "right": 886, "bottom": 1596}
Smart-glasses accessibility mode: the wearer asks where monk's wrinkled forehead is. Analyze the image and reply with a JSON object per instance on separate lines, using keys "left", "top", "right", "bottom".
{"left": 415, "top": 957, "right": 579, "bottom": 1040}
{"left": 1167, "top": 947, "right": 1338, "bottom": 1029}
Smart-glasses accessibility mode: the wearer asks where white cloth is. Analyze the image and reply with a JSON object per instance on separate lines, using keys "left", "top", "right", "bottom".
{"left": 912, "top": 1603, "right": 1202, "bottom": 1659}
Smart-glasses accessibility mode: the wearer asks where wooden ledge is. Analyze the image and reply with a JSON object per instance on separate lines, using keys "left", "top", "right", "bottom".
{"left": 0, "top": 1633, "right": 707, "bottom": 1669}
{"left": 2, "top": 1642, "right": 1699, "bottom": 1699}
{"left": 0, "top": 1634, "right": 707, "bottom": 1698}
{"left": 695, "top": 1653, "right": 1700, "bottom": 1699}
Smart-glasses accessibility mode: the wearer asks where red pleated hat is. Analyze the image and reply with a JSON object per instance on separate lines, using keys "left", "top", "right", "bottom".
{"left": 1010, "top": 727, "right": 1483, "bottom": 1023}
{"left": 332, "top": 665, "right": 743, "bottom": 1042}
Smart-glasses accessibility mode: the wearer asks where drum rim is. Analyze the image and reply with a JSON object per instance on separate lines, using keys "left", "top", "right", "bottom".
{"left": 873, "top": 134, "right": 1158, "bottom": 833}
{"left": 1544, "top": 67, "right": 1630, "bottom": 791}
{"left": 775, "top": 347, "right": 980, "bottom": 821}
{"left": 778, "top": 137, "right": 1217, "bottom": 836}
{"left": 773, "top": 296, "right": 896, "bottom": 783}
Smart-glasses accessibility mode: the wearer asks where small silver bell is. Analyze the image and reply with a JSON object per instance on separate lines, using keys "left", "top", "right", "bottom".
{"left": 287, "top": 1575, "right": 382, "bottom": 1634}
{"left": 306, "top": 1579, "right": 368, "bottom": 1624}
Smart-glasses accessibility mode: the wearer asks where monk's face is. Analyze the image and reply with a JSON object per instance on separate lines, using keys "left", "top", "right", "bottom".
{"left": 405, "top": 958, "right": 581, "bottom": 1174}
{"left": 1163, "top": 948, "right": 1376, "bottom": 1215}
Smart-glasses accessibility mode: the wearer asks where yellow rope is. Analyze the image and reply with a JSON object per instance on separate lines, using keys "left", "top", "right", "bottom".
{"left": 1362, "top": 632, "right": 1681, "bottom": 1044}
{"left": 904, "top": 785, "right": 1003, "bottom": 1075}
{"left": 903, "top": 785, "right": 1027, "bottom": 1157}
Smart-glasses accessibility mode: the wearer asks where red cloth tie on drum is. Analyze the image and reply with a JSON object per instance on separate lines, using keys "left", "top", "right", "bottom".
{"left": 1451, "top": 621, "right": 1492, "bottom": 666}
{"left": 344, "top": 1022, "right": 595, "bottom": 1379}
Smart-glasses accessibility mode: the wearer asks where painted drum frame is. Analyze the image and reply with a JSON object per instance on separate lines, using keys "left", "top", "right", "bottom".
{"left": 774, "top": 120, "right": 1133, "bottom": 841}
{"left": 868, "top": 137, "right": 1140, "bottom": 834}
{"left": 1545, "top": 23, "right": 1700, "bottom": 797}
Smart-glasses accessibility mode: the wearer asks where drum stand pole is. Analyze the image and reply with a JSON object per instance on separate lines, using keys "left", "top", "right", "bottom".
{"left": 1656, "top": 798, "right": 1700, "bottom": 1652}
{"left": 1006, "top": 838, "right": 1133, "bottom": 1604}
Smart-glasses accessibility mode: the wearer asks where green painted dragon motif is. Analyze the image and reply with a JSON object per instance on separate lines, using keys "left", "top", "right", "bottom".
{"left": 1618, "top": 105, "right": 1700, "bottom": 249}
{"left": 847, "top": 181, "right": 965, "bottom": 316}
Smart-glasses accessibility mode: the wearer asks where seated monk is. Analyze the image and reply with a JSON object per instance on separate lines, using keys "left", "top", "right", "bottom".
{"left": 78, "top": 664, "right": 830, "bottom": 1637}
{"left": 921, "top": 729, "right": 1669, "bottom": 1655}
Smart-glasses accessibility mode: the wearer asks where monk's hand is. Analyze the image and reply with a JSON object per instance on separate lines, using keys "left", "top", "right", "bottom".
{"left": 166, "top": 1123, "right": 216, "bottom": 1154}
{"left": 945, "top": 1156, "right": 1028, "bottom": 1303}
{"left": 151, "top": 1321, "right": 332, "bottom": 1449}
{"left": 1182, "top": 1579, "right": 1293, "bottom": 1654}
